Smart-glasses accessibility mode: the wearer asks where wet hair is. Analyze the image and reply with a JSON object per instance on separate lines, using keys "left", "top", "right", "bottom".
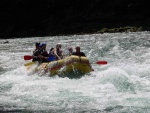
{"left": 50, "top": 48, "right": 54, "bottom": 51}
{"left": 76, "top": 45, "right": 80, "bottom": 49}
{"left": 68, "top": 47, "right": 73, "bottom": 51}
{"left": 35, "top": 42, "right": 40, "bottom": 46}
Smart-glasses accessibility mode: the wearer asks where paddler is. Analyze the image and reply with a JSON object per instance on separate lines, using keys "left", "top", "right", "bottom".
{"left": 72, "top": 45, "right": 86, "bottom": 57}
{"left": 32, "top": 42, "right": 41, "bottom": 62}
{"left": 67, "top": 47, "right": 73, "bottom": 56}
{"left": 48, "top": 43, "right": 63, "bottom": 61}
{"left": 32, "top": 42, "right": 49, "bottom": 63}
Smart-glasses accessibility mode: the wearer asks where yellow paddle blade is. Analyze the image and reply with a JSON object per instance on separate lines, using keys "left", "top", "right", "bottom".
{"left": 24, "top": 62, "right": 36, "bottom": 66}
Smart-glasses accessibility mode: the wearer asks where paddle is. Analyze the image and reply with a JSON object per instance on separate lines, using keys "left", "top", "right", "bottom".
{"left": 24, "top": 55, "right": 107, "bottom": 65}
{"left": 96, "top": 61, "right": 107, "bottom": 65}
{"left": 24, "top": 62, "right": 36, "bottom": 66}
{"left": 24, "top": 55, "right": 33, "bottom": 60}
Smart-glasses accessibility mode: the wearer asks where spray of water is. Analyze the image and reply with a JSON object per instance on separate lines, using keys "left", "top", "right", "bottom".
{"left": 0, "top": 32, "right": 150, "bottom": 112}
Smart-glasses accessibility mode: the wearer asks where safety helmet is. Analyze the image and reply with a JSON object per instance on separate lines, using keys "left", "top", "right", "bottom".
{"left": 42, "top": 42, "right": 46, "bottom": 45}
{"left": 39, "top": 42, "right": 46, "bottom": 47}
{"left": 39, "top": 43, "right": 43, "bottom": 47}
{"left": 56, "top": 43, "right": 61, "bottom": 48}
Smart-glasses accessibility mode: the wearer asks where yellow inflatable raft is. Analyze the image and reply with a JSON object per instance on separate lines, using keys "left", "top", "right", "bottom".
{"left": 25, "top": 55, "right": 93, "bottom": 76}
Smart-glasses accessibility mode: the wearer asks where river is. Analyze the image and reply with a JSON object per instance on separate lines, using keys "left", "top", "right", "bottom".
{"left": 0, "top": 31, "right": 150, "bottom": 113}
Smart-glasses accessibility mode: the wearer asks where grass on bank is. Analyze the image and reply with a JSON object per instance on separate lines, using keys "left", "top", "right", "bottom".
{"left": 97, "top": 26, "right": 143, "bottom": 33}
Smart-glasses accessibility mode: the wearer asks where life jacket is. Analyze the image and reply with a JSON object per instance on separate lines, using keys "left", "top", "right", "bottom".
{"left": 34, "top": 48, "right": 48, "bottom": 63}
{"left": 32, "top": 49, "right": 41, "bottom": 61}
{"left": 48, "top": 48, "right": 56, "bottom": 61}
{"left": 41, "top": 49, "right": 49, "bottom": 57}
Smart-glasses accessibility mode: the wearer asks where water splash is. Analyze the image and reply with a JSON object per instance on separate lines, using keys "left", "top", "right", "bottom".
{"left": 1, "top": 32, "right": 150, "bottom": 112}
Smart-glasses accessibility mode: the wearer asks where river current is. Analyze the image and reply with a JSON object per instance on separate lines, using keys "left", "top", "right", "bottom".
{"left": 0, "top": 31, "right": 150, "bottom": 113}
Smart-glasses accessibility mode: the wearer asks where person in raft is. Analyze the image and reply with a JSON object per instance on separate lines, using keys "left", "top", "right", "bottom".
{"left": 38, "top": 42, "right": 49, "bottom": 62}
{"left": 67, "top": 47, "right": 73, "bottom": 56}
{"left": 48, "top": 43, "right": 63, "bottom": 61}
{"left": 72, "top": 46, "right": 94, "bottom": 71}
{"left": 32, "top": 42, "right": 41, "bottom": 62}
{"left": 32, "top": 42, "right": 49, "bottom": 63}
{"left": 72, "top": 46, "right": 86, "bottom": 57}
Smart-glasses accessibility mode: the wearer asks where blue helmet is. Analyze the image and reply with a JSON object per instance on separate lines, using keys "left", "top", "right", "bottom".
{"left": 39, "top": 43, "right": 43, "bottom": 47}
{"left": 39, "top": 42, "right": 46, "bottom": 47}
{"left": 42, "top": 42, "right": 46, "bottom": 45}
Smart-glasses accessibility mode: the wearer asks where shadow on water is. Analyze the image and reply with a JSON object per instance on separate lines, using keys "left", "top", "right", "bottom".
{"left": 58, "top": 70, "right": 88, "bottom": 79}
{"left": 0, "top": 66, "right": 6, "bottom": 75}
{"left": 0, "top": 105, "right": 25, "bottom": 113}
{"left": 28, "top": 67, "right": 90, "bottom": 79}
{"left": 104, "top": 105, "right": 150, "bottom": 113}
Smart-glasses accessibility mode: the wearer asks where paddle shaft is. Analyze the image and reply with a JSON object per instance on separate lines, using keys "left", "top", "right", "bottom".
{"left": 24, "top": 55, "right": 107, "bottom": 65}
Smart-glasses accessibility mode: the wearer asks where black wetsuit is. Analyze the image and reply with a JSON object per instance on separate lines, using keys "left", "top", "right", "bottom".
{"left": 32, "top": 49, "right": 41, "bottom": 62}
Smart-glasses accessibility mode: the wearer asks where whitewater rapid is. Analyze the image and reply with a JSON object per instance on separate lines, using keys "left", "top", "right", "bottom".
{"left": 0, "top": 31, "right": 150, "bottom": 112}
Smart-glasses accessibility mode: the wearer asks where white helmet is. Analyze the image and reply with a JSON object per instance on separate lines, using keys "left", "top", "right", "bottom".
{"left": 56, "top": 43, "right": 61, "bottom": 48}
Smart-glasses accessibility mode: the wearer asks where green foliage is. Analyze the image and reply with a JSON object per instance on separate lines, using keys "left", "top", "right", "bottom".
{"left": 97, "top": 26, "right": 142, "bottom": 33}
